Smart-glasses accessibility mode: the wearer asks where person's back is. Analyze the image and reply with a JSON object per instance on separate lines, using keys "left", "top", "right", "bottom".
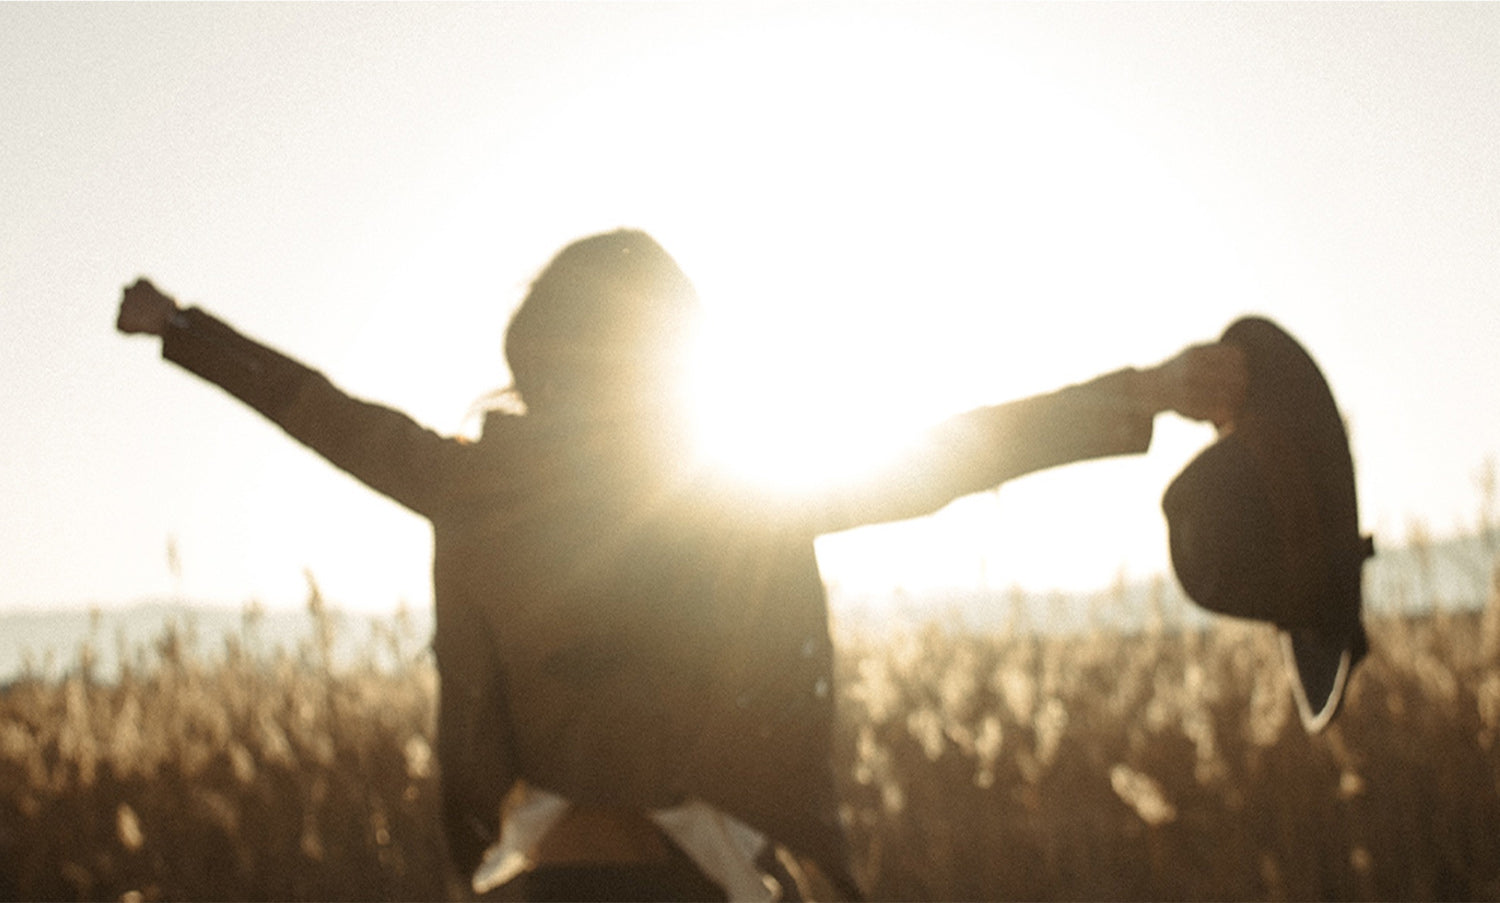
{"left": 438, "top": 402, "right": 848, "bottom": 888}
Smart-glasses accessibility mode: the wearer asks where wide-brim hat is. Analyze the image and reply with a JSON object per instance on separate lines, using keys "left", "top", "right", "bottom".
{"left": 1162, "top": 317, "right": 1374, "bottom": 733}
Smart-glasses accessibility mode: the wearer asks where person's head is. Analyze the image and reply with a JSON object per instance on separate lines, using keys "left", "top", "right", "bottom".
{"left": 504, "top": 229, "right": 700, "bottom": 422}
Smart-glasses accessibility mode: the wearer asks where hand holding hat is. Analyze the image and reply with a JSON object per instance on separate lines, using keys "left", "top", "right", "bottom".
{"left": 1142, "top": 342, "right": 1249, "bottom": 429}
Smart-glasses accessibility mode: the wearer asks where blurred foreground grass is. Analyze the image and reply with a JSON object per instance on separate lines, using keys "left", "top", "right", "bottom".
{"left": 3, "top": 578, "right": 1500, "bottom": 901}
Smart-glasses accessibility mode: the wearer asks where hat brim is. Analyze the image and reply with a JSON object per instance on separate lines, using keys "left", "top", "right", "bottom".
{"left": 1279, "top": 624, "right": 1363, "bottom": 733}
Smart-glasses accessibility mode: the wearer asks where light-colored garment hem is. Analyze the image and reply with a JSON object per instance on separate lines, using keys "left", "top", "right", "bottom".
{"left": 470, "top": 786, "right": 570, "bottom": 893}
{"left": 471, "top": 784, "right": 778, "bottom": 901}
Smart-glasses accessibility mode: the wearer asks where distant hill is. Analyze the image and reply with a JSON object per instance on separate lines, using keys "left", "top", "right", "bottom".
{"left": 3, "top": 531, "right": 1493, "bottom": 683}
{"left": 835, "top": 529, "right": 1498, "bottom": 635}
{"left": 0, "top": 600, "right": 431, "bottom": 685}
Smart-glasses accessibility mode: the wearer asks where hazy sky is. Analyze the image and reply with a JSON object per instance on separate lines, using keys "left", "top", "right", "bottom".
{"left": 3, "top": 3, "right": 1497, "bottom": 615}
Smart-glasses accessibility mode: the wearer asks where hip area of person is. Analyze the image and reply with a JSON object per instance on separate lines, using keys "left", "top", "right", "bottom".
{"left": 472, "top": 782, "right": 822, "bottom": 902}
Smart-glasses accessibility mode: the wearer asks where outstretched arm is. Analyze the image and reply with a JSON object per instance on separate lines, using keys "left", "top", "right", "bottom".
{"left": 117, "top": 279, "right": 469, "bottom": 517}
{"left": 792, "top": 341, "right": 1247, "bottom": 534}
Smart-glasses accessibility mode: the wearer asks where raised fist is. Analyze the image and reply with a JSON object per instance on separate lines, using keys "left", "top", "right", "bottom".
{"left": 116, "top": 278, "right": 180, "bottom": 337}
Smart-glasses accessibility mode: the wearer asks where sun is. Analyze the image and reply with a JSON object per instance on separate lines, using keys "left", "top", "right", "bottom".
{"left": 682, "top": 304, "right": 947, "bottom": 495}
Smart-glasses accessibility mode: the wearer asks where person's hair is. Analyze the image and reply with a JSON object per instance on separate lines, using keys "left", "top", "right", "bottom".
{"left": 500, "top": 229, "right": 700, "bottom": 419}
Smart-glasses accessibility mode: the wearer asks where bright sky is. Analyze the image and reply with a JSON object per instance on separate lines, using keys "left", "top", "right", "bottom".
{"left": 2, "top": 3, "right": 1497, "bottom": 616}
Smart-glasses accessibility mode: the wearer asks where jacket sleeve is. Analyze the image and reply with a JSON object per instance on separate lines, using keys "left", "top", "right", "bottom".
{"left": 161, "top": 307, "right": 466, "bottom": 518}
{"left": 805, "top": 367, "right": 1157, "bottom": 534}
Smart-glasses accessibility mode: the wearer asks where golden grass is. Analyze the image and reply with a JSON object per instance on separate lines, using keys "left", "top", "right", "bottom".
{"left": 3, "top": 579, "right": 1499, "bottom": 901}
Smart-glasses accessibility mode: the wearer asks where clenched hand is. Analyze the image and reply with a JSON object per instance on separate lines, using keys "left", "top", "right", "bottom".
{"left": 116, "top": 278, "right": 179, "bottom": 337}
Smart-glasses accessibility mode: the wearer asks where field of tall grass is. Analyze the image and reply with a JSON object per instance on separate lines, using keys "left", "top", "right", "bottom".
{"left": 3, "top": 573, "right": 1499, "bottom": 901}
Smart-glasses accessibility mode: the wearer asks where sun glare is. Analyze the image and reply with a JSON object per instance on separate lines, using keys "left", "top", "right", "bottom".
{"left": 588, "top": 10, "right": 1241, "bottom": 597}
{"left": 684, "top": 310, "right": 943, "bottom": 493}
{"left": 368, "top": 7, "right": 1244, "bottom": 598}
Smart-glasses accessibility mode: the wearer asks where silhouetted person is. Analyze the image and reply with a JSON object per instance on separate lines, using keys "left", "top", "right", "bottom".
{"left": 117, "top": 229, "right": 1244, "bottom": 901}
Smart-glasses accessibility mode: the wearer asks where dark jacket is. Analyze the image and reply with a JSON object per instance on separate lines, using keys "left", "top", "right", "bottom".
{"left": 162, "top": 308, "right": 1154, "bottom": 897}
